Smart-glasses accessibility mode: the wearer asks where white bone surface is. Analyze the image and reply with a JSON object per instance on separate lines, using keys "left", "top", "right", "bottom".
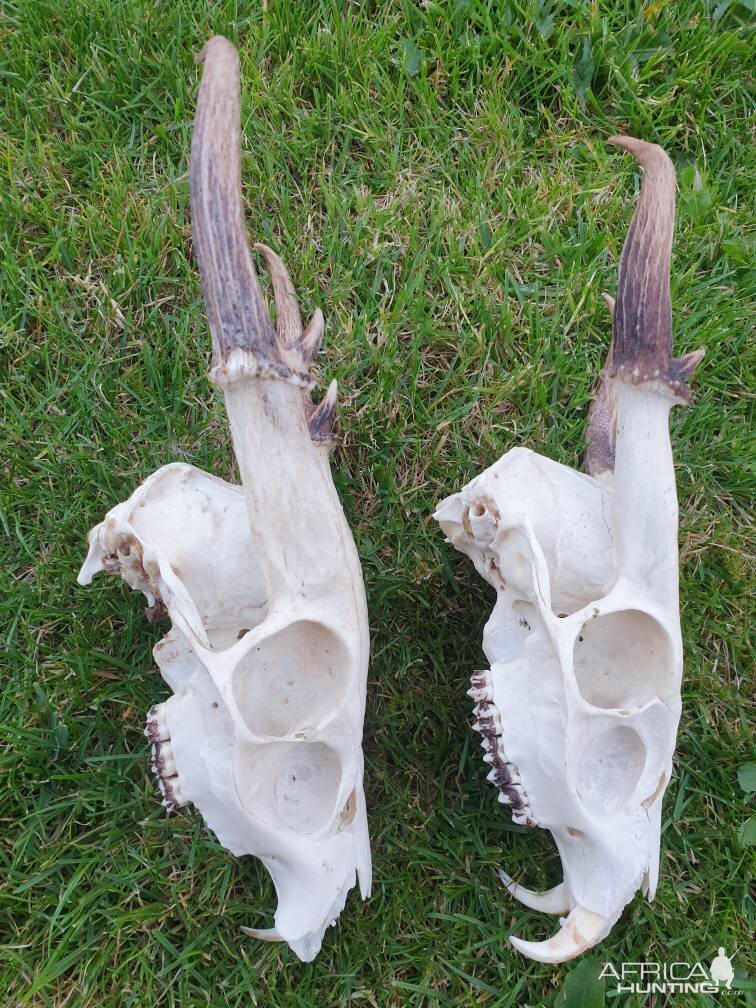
{"left": 79, "top": 460, "right": 371, "bottom": 962}
{"left": 435, "top": 136, "right": 702, "bottom": 963}
{"left": 78, "top": 36, "right": 371, "bottom": 963}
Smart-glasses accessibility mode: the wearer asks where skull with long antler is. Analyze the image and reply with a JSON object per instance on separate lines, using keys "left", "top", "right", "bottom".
{"left": 435, "top": 137, "right": 704, "bottom": 963}
{"left": 78, "top": 36, "right": 371, "bottom": 962}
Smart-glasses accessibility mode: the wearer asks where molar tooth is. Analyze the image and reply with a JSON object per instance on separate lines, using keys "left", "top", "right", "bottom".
{"left": 146, "top": 704, "right": 170, "bottom": 742}
{"left": 161, "top": 749, "right": 178, "bottom": 777}
{"left": 497, "top": 791, "right": 512, "bottom": 805}
{"left": 483, "top": 752, "right": 495, "bottom": 764}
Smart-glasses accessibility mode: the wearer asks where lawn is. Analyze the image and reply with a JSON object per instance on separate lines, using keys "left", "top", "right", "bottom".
{"left": 1, "top": 1, "right": 753, "bottom": 1005}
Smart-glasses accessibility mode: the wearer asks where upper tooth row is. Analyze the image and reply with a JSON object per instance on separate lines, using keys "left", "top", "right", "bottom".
{"left": 145, "top": 704, "right": 187, "bottom": 811}
{"left": 469, "top": 670, "right": 534, "bottom": 824}
{"left": 151, "top": 739, "right": 178, "bottom": 778}
{"left": 145, "top": 703, "right": 170, "bottom": 743}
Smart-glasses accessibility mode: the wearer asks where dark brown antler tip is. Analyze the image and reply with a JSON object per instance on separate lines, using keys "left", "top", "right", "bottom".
{"left": 305, "top": 379, "right": 338, "bottom": 445}
{"left": 606, "top": 135, "right": 703, "bottom": 402}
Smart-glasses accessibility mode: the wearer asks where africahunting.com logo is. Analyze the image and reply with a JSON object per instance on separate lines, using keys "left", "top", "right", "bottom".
{"left": 600, "top": 948, "right": 735, "bottom": 995}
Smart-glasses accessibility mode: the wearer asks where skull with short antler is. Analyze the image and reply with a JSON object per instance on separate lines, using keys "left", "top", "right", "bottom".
{"left": 435, "top": 137, "right": 704, "bottom": 963}
{"left": 78, "top": 36, "right": 371, "bottom": 962}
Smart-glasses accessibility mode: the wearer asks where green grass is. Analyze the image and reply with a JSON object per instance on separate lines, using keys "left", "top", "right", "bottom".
{"left": 1, "top": 1, "right": 754, "bottom": 1005}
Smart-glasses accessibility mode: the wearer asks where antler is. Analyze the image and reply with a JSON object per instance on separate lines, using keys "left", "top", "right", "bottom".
{"left": 585, "top": 136, "right": 705, "bottom": 477}
{"left": 190, "top": 35, "right": 336, "bottom": 442}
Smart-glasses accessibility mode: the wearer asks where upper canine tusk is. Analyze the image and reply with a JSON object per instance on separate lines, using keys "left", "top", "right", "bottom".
{"left": 509, "top": 906, "right": 608, "bottom": 964}
{"left": 240, "top": 926, "right": 284, "bottom": 943}
{"left": 498, "top": 870, "right": 570, "bottom": 915}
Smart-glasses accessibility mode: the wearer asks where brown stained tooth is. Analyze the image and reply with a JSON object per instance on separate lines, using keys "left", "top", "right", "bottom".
{"left": 468, "top": 668, "right": 535, "bottom": 824}
{"left": 470, "top": 670, "right": 493, "bottom": 689}
{"left": 145, "top": 704, "right": 170, "bottom": 742}
{"left": 478, "top": 719, "right": 500, "bottom": 740}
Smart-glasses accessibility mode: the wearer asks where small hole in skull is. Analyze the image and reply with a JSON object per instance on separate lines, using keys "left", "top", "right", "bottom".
{"left": 287, "top": 764, "right": 312, "bottom": 786}
{"left": 237, "top": 628, "right": 250, "bottom": 639}
{"left": 211, "top": 702, "right": 219, "bottom": 709}
{"left": 470, "top": 501, "right": 487, "bottom": 517}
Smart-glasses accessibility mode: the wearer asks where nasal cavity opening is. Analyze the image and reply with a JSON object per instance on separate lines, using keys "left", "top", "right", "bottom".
{"left": 573, "top": 609, "right": 674, "bottom": 710}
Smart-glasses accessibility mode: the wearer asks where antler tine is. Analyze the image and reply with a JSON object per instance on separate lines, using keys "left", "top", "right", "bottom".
{"left": 190, "top": 37, "right": 276, "bottom": 368}
{"left": 607, "top": 136, "right": 704, "bottom": 399}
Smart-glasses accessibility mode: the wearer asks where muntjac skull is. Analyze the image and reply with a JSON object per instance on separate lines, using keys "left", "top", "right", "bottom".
{"left": 435, "top": 137, "right": 703, "bottom": 963}
{"left": 78, "top": 37, "right": 370, "bottom": 962}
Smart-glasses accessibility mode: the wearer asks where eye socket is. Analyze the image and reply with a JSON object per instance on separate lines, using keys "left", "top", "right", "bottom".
{"left": 573, "top": 609, "right": 674, "bottom": 711}
{"left": 232, "top": 620, "right": 350, "bottom": 737}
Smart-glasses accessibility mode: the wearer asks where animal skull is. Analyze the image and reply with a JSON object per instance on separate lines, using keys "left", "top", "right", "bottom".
{"left": 78, "top": 37, "right": 371, "bottom": 962}
{"left": 435, "top": 137, "right": 703, "bottom": 963}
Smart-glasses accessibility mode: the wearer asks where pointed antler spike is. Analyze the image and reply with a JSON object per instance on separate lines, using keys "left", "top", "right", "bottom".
{"left": 306, "top": 378, "right": 338, "bottom": 444}
{"left": 253, "top": 242, "right": 304, "bottom": 348}
{"left": 300, "top": 308, "right": 325, "bottom": 362}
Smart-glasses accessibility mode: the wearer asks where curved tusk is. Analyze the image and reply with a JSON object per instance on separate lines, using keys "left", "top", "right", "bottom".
{"left": 240, "top": 926, "right": 284, "bottom": 943}
{"left": 498, "top": 870, "right": 570, "bottom": 915}
{"left": 509, "top": 906, "right": 608, "bottom": 964}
